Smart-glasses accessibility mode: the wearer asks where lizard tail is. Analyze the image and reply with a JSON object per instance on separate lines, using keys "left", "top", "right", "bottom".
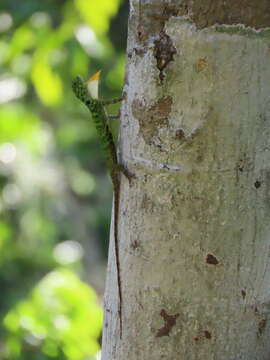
{"left": 113, "top": 187, "right": 123, "bottom": 338}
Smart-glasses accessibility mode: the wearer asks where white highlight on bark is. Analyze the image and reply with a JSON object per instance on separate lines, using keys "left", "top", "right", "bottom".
{"left": 130, "top": 155, "right": 189, "bottom": 172}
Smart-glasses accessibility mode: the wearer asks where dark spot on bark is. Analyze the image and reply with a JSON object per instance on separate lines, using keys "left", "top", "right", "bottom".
{"left": 194, "top": 336, "right": 199, "bottom": 342}
{"left": 163, "top": 4, "right": 179, "bottom": 18}
{"left": 204, "top": 330, "right": 212, "bottom": 339}
{"left": 206, "top": 253, "right": 219, "bottom": 265}
{"left": 254, "top": 180, "right": 261, "bottom": 189}
{"left": 153, "top": 31, "right": 177, "bottom": 82}
{"left": 258, "top": 319, "right": 267, "bottom": 336}
{"left": 131, "top": 240, "right": 140, "bottom": 250}
{"left": 237, "top": 155, "right": 249, "bottom": 175}
{"left": 178, "top": 0, "right": 270, "bottom": 29}
{"left": 132, "top": 96, "right": 172, "bottom": 145}
{"left": 156, "top": 309, "right": 180, "bottom": 337}
{"left": 175, "top": 129, "right": 186, "bottom": 140}
{"left": 133, "top": 46, "right": 147, "bottom": 57}
{"left": 241, "top": 290, "right": 246, "bottom": 299}
{"left": 196, "top": 154, "right": 204, "bottom": 163}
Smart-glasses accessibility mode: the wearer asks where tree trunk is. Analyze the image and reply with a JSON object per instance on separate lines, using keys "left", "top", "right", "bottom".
{"left": 102, "top": 1, "right": 270, "bottom": 359}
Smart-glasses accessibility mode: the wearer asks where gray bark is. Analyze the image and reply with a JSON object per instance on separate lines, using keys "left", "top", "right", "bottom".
{"left": 102, "top": 2, "right": 270, "bottom": 359}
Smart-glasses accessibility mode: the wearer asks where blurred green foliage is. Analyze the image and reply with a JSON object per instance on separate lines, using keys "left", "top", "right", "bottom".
{"left": 3, "top": 269, "right": 103, "bottom": 360}
{"left": 0, "top": 0, "right": 128, "bottom": 358}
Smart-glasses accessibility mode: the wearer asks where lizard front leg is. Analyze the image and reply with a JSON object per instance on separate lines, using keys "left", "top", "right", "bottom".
{"left": 100, "top": 96, "right": 124, "bottom": 106}
{"left": 108, "top": 114, "right": 120, "bottom": 120}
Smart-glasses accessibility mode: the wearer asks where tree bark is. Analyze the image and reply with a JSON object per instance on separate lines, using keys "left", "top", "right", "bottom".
{"left": 102, "top": 1, "right": 270, "bottom": 359}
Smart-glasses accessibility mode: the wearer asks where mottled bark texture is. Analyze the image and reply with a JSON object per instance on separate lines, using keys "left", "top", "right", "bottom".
{"left": 101, "top": 1, "right": 270, "bottom": 359}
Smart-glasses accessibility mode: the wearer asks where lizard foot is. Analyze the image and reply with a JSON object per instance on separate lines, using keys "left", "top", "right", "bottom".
{"left": 108, "top": 113, "right": 120, "bottom": 120}
{"left": 117, "top": 164, "right": 135, "bottom": 184}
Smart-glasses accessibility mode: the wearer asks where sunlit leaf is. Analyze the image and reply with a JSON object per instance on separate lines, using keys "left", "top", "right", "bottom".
{"left": 3, "top": 311, "right": 20, "bottom": 332}
{"left": 70, "top": 46, "right": 89, "bottom": 77}
{"left": 30, "top": 20, "right": 76, "bottom": 106}
{"left": 42, "top": 340, "right": 59, "bottom": 357}
{"left": 0, "top": 41, "right": 10, "bottom": 65}
{"left": 8, "top": 25, "right": 36, "bottom": 59}
{"left": 0, "top": 105, "right": 43, "bottom": 153}
{"left": 32, "top": 60, "right": 63, "bottom": 106}
{"left": 75, "top": 0, "right": 121, "bottom": 34}
{"left": 3, "top": 269, "right": 103, "bottom": 359}
{"left": 5, "top": 337, "right": 21, "bottom": 358}
{"left": 0, "top": 222, "right": 11, "bottom": 251}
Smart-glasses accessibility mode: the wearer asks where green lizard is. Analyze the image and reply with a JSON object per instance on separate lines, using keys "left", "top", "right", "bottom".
{"left": 72, "top": 72, "right": 129, "bottom": 338}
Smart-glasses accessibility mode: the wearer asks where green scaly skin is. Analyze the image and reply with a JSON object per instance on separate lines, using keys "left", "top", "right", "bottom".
{"left": 72, "top": 76, "right": 124, "bottom": 337}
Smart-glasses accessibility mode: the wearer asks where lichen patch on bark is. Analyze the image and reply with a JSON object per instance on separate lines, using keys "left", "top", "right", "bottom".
{"left": 135, "top": 2, "right": 177, "bottom": 80}
{"left": 241, "top": 289, "right": 246, "bottom": 299}
{"left": 179, "top": 0, "right": 270, "bottom": 29}
{"left": 194, "top": 57, "right": 209, "bottom": 73}
{"left": 132, "top": 96, "right": 173, "bottom": 145}
{"left": 257, "top": 319, "right": 267, "bottom": 337}
{"left": 153, "top": 31, "right": 177, "bottom": 82}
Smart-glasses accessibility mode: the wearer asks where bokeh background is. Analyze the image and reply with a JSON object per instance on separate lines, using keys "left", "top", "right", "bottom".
{"left": 0, "top": 0, "right": 128, "bottom": 359}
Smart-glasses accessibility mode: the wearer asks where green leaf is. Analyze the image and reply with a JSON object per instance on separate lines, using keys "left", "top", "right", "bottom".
{"left": 32, "top": 59, "right": 63, "bottom": 106}
{"left": 0, "top": 222, "right": 11, "bottom": 252}
{"left": 8, "top": 25, "right": 36, "bottom": 60}
{"left": 75, "top": 0, "right": 121, "bottom": 34}
{"left": 3, "top": 269, "right": 103, "bottom": 359}
{"left": 0, "top": 105, "right": 43, "bottom": 153}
